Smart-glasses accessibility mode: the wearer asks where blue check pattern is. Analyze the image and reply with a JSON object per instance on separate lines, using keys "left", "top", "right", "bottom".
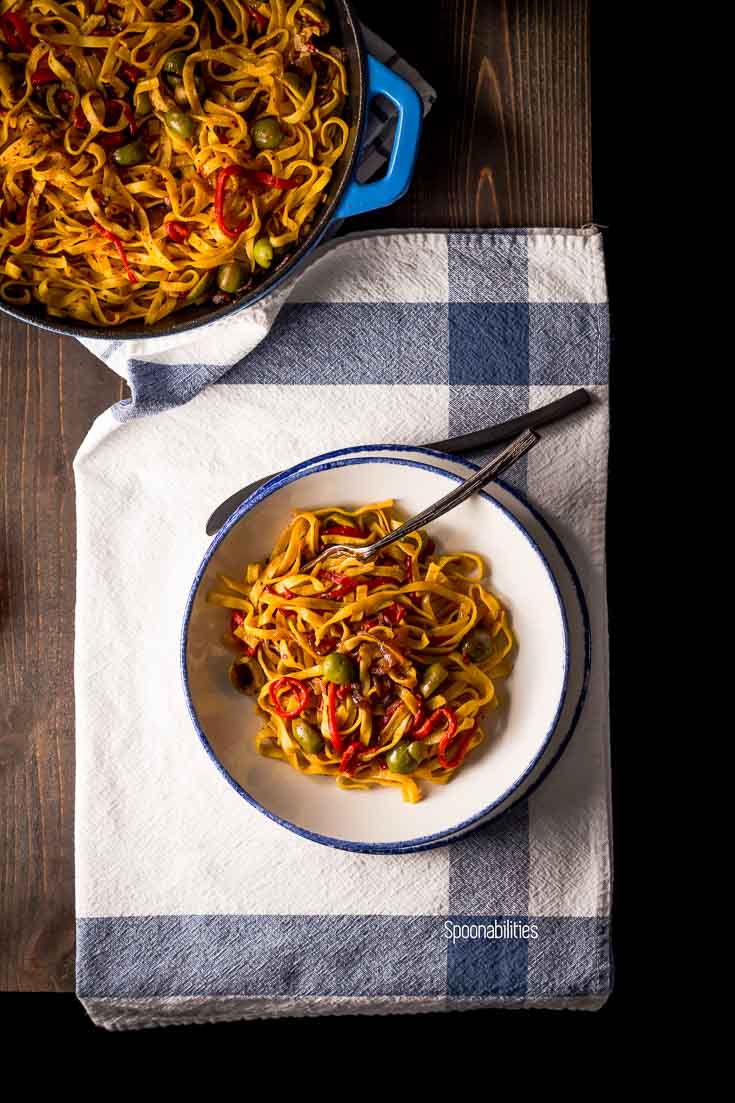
{"left": 76, "top": 228, "right": 612, "bottom": 1025}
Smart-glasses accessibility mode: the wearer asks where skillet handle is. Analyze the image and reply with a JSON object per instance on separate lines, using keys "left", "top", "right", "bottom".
{"left": 335, "top": 55, "right": 423, "bottom": 220}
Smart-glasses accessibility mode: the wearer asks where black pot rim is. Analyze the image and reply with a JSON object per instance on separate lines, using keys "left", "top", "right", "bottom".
{"left": 0, "top": 2, "right": 367, "bottom": 342}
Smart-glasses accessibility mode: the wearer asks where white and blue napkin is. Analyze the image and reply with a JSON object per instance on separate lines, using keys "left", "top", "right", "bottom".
{"left": 74, "top": 226, "right": 612, "bottom": 1028}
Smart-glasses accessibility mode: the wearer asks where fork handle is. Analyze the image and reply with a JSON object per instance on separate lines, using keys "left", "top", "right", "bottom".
{"left": 365, "top": 428, "right": 540, "bottom": 557}
{"left": 429, "top": 388, "right": 588, "bottom": 455}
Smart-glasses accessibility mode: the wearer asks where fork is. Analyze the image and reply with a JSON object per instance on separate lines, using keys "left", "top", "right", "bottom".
{"left": 301, "top": 428, "right": 540, "bottom": 573}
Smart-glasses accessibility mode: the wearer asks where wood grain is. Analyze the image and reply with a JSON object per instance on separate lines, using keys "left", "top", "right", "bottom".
{"left": 348, "top": 0, "right": 592, "bottom": 233}
{"left": 0, "top": 0, "right": 592, "bottom": 991}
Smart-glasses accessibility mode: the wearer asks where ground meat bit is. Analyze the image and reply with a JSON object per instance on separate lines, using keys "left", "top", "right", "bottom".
{"left": 307, "top": 630, "right": 337, "bottom": 656}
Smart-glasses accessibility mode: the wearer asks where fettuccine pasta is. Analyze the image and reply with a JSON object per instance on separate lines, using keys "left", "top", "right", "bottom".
{"left": 207, "top": 502, "right": 516, "bottom": 803}
{"left": 0, "top": 0, "right": 348, "bottom": 325}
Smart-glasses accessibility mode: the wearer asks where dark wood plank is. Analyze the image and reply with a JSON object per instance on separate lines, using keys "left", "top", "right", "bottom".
{"left": 350, "top": 0, "right": 592, "bottom": 231}
{"left": 0, "top": 0, "right": 591, "bottom": 991}
{"left": 0, "top": 332, "right": 123, "bottom": 990}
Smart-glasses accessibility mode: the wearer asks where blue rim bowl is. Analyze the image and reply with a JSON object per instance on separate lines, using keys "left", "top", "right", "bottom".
{"left": 181, "top": 451, "right": 571, "bottom": 853}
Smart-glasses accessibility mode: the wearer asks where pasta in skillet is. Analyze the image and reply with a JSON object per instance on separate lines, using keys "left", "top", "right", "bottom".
{"left": 207, "top": 502, "right": 516, "bottom": 803}
{"left": 0, "top": 0, "right": 348, "bottom": 325}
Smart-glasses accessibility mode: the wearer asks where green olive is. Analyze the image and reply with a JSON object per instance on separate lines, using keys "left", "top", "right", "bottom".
{"left": 252, "top": 115, "right": 283, "bottom": 150}
{"left": 461, "top": 628, "right": 494, "bottom": 663}
{"left": 112, "top": 138, "right": 147, "bottom": 167}
{"left": 229, "top": 658, "right": 260, "bottom": 694}
{"left": 216, "top": 261, "right": 247, "bottom": 294}
{"left": 253, "top": 236, "right": 273, "bottom": 269}
{"left": 408, "top": 740, "right": 429, "bottom": 763}
{"left": 171, "top": 74, "right": 205, "bottom": 107}
{"left": 164, "top": 109, "right": 194, "bottom": 140}
{"left": 134, "top": 89, "right": 152, "bottom": 118}
{"left": 182, "top": 270, "right": 214, "bottom": 305}
{"left": 321, "top": 652, "right": 357, "bottom": 685}
{"left": 386, "top": 741, "right": 419, "bottom": 775}
{"left": 163, "top": 51, "right": 187, "bottom": 76}
{"left": 283, "top": 71, "right": 309, "bottom": 99}
{"left": 419, "top": 662, "right": 448, "bottom": 699}
{"left": 173, "top": 80, "right": 189, "bottom": 108}
{"left": 292, "top": 718, "right": 324, "bottom": 755}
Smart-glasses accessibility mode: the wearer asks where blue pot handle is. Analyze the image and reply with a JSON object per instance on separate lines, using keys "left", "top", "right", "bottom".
{"left": 336, "top": 55, "right": 423, "bottom": 220}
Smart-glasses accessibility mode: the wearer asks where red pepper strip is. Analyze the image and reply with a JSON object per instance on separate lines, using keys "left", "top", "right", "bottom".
{"left": 382, "top": 602, "right": 406, "bottom": 626}
{"left": 327, "top": 681, "right": 344, "bottom": 754}
{"left": 336, "top": 685, "right": 351, "bottom": 701}
{"left": 73, "top": 105, "right": 87, "bottom": 128}
{"left": 327, "top": 578, "right": 358, "bottom": 599}
{"left": 269, "top": 676, "right": 309, "bottom": 719}
{"left": 1, "top": 13, "right": 36, "bottom": 52}
{"left": 98, "top": 130, "right": 126, "bottom": 150}
{"left": 322, "top": 525, "right": 364, "bottom": 539}
{"left": 412, "top": 705, "right": 457, "bottom": 744}
{"left": 94, "top": 222, "right": 138, "bottom": 284}
{"left": 263, "top": 584, "right": 295, "bottom": 599}
{"left": 31, "top": 54, "right": 57, "bottom": 86}
{"left": 339, "top": 741, "right": 362, "bottom": 776}
{"left": 318, "top": 571, "right": 358, "bottom": 599}
{"left": 214, "top": 165, "right": 251, "bottom": 239}
{"left": 118, "top": 100, "right": 137, "bottom": 136}
{"left": 0, "top": 14, "right": 21, "bottom": 48}
{"left": 246, "top": 4, "right": 268, "bottom": 32}
{"left": 121, "top": 63, "right": 140, "bottom": 81}
{"left": 438, "top": 722, "right": 476, "bottom": 771}
{"left": 410, "top": 705, "right": 425, "bottom": 733}
{"left": 321, "top": 571, "right": 385, "bottom": 600}
{"left": 165, "top": 220, "right": 190, "bottom": 243}
{"left": 245, "top": 170, "right": 300, "bottom": 191}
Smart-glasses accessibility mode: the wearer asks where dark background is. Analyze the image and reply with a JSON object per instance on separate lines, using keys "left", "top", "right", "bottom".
{"left": 0, "top": 0, "right": 634, "bottom": 1038}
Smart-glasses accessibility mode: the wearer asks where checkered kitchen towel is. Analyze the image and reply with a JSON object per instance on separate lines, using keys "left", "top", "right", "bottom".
{"left": 73, "top": 227, "right": 612, "bottom": 1028}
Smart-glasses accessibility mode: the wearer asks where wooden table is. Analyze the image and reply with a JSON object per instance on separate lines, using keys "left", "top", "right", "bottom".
{"left": 0, "top": 0, "right": 592, "bottom": 991}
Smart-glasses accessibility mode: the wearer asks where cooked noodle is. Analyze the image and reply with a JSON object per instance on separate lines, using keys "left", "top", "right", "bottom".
{"left": 0, "top": 0, "right": 348, "bottom": 325}
{"left": 207, "top": 502, "right": 516, "bottom": 803}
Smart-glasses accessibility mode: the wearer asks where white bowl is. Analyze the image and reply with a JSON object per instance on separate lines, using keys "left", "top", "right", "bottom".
{"left": 276, "top": 444, "right": 592, "bottom": 825}
{"left": 182, "top": 454, "right": 570, "bottom": 852}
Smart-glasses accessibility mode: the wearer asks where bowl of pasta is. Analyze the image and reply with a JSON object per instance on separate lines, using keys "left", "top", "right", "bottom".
{"left": 182, "top": 452, "right": 570, "bottom": 853}
{"left": 0, "top": 0, "right": 422, "bottom": 336}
